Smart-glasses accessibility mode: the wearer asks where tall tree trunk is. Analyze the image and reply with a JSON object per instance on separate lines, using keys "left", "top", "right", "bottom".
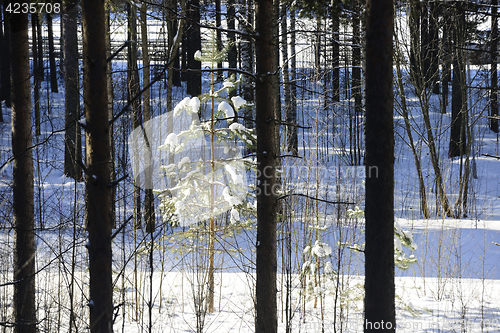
{"left": 186, "top": 0, "right": 201, "bottom": 97}
{"left": 10, "top": 5, "right": 36, "bottom": 332}
{"left": 141, "top": 2, "right": 155, "bottom": 233}
{"left": 491, "top": 0, "right": 499, "bottom": 133}
{"left": 227, "top": 0, "right": 237, "bottom": 76}
{"left": 429, "top": 0, "right": 439, "bottom": 94}
{"left": 216, "top": 0, "right": 223, "bottom": 81}
{"left": 31, "top": 14, "right": 40, "bottom": 136}
{"left": 1, "top": 0, "right": 12, "bottom": 110}
{"left": 364, "top": 0, "right": 395, "bottom": 332}
{"left": 352, "top": 0, "right": 361, "bottom": 166}
{"left": 449, "top": 2, "right": 467, "bottom": 159}
{"left": 47, "top": 13, "right": 58, "bottom": 93}
{"left": 128, "top": 2, "right": 142, "bottom": 229}
{"left": 105, "top": 4, "right": 115, "bottom": 227}
{"left": 81, "top": 0, "right": 114, "bottom": 330}
{"left": 331, "top": 0, "right": 340, "bottom": 102}
{"left": 409, "top": 0, "right": 421, "bottom": 90}
{"left": 255, "top": 0, "right": 278, "bottom": 331}
{"left": 63, "top": 0, "right": 82, "bottom": 180}
{"left": 289, "top": 7, "right": 297, "bottom": 148}
{"left": 441, "top": 6, "right": 451, "bottom": 114}
{"left": 239, "top": 0, "right": 254, "bottom": 129}
{"left": 282, "top": 3, "right": 296, "bottom": 155}
{"left": 420, "top": 0, "right": 430, "bottom": 88}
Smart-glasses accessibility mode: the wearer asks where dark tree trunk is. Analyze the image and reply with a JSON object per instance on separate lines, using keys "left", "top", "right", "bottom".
{"left": 352, "top": 0, "right": 362, "bottom": 166}
{"left": 106, "top": 7, "right": 115, "bottom": 227}
{"left": 450, "top": 2, "right": 467, "bottom": 159}
{"left": 364, "top": 0, "right": 395, "bottom": 332}
{"left": 239, "top": 0, "right": 254, "bottom": 129}
{"left": 441, "top": 6, "right": 451, "bottom": 114}
{"left": 127, "top": 2, "right": 142, "bottom": 229}
{"left": 63, "top": 0, "right": 82, "bottom": 180}
{"left": 331, "top": 0, "right": 340, "bottom": 102}
{"left": 289, "top": 7, "right": 297, "bottom": 149}
{"left": 1, "top": 0, "right": 12, "bottom": 110}
{"left": 47, "top": 13, "right": 58, "bottom": 93}
{"left": 10, "top": 4, "right": 36, "bottom": 333}
{"left": 255, "top": 0, "right": 278, "bottom": 331}
{"left": 429, "top": 1, "right": 439, "bottom": 94}
{"left": 491, "top": 0, "right": 499, "bottom": 133}
{"left": 186, "top": 0, "right": 201, "bottom": 96}
{"left": 409, "top": 0, "right": 420, "bottom": 90}
{"left": 216, "top": 0, "right": 223, "bottom": 81}
{"left": 81, "top": 0, "right": 114, "bottom": 330}
{"left": 31, "top": 14, "right": 41, "bottom": 136}
{"left": 141, "top": 2, "right": 155, "bottom": 233}
{"left": 282, "top": 3, "right": 296, "bottom": 155}
{"left": 227, "top": 0, "right": 237, "bottom": 76}
{"left": 420, "top": 0, "right": 430, "bottom": 87}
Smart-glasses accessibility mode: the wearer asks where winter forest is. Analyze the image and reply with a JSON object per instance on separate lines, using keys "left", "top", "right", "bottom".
{"left": 0, "top": 0, "right": 499, "bottom": 332}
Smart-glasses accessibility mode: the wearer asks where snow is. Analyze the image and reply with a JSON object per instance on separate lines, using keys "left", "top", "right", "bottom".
{"left": 218, "top": 101, "right": 235, "bottom": 118}
{"left": 231, "top": 96, "right": 246, "bottom": 109}
{"left": 163, "top": 132, "right": 178, "bottom": 147}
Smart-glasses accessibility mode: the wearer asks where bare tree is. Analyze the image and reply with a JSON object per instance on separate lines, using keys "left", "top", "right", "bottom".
{"left": 10, "top": 3, "right": 36, "bottom": 332}
{"left": 364, "top": 0, "right": 395, "bottom": 331}
{"left": 255, "top": 0, "right": 278, "bottom": 331}
{"left": 81, "top": 0, "right": 114, "bottom": 330}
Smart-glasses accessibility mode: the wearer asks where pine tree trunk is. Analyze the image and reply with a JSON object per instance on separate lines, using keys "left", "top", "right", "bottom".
{"left": 331, "top": 0, "right": 340, "bottom": 102}
{"left": 106, "top": 6, "right": 116, "bottom": 227}
{"left": 81, "top": 0, "right": 114, "bottom": 330}
{"left": 239, "top": 0, "right": 254, "bottom": 129}
{"left": 128, "top": 2, "right": 142, "bottom": 229}
{"left": 186, "top": 0, "right": 201, "bottom": 97}
{"left": 141, "top": 2, "right": 155, "bottom": 233}
{"left": 352, "top": 0, "right": 361, "bottom": 166}
{"left": 429, "top": 1, "right": 439, "bottom": 94}
{"left": 289, "top": 8, "right": 297, "bottom": 148}
{"left": 364, "top": 0, "right": 395, "bottom": 331}
{"left": 63, "top": 0, "right": 82, "bottom": 180}
{"left": 255, "top": 0, "right": 278, "bottom": 331}
{"left": 409, "top": 0, "right": 421, "bottom": 90}
{"left": 449, "top": 2, "right": 467, "bottom": 159}
{"left": 10, "top": 5, "right": 37, "bottom": 332}
{"left": 31, "top": 14, "right": 41, "bottom": 136}
{"left": 491, "top": 0, "right": 499, "bottom": 133}
{"left": 227, "top": 0, "right": 237, "bottom": 73}
{"left": 441, "top": 7, "right": 451, "bottom": 114}
{"left": 47, "top": 13, "right": 58, "bottom": 93}
{"left": 0, "top": 1, "right": 12, "bottom": 110}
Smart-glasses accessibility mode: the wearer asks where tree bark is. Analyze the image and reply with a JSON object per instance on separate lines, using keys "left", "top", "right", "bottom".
{"left": 239, "top": 0, "right": 254, "bottom": 130}
{"left": 0, "top": 0, "right": 12, "bottom": 110}
{"left": 10, "top": 4, "right": 36, "bottom": 332}
{"left": 255, "top": 0, "right": 278, "bottom": 331}
{"left": 141, "top": 2, "right": 155, "bottom": 233}
{"left": 81, "top": 0, "right": 114, "bottom": 330}
{"left": 491, "top": 0, "right": 499, "bottom": 133}
{"left": 31, "top": 14, "right": 40, "bottom": 136}
{"left": 63, "top": 0, "right": 82, "bottom": 180}
{"left": 128, "top": 2, "right": 142, "bottom": 229}
{"left": 364, "top": 0, "right": 395, "bottom": 332}
{"left": 47, "top": 13, "right": 58, "bottom": 93}
{"left": 449, "top": 2, "right": 467, "bottom": 159}
{"left": 186, "top": 0, "right": 201, "bottom": 97}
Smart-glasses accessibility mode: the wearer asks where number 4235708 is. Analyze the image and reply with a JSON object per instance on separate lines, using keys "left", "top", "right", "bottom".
{"left": 6, "top": 2, "right": 61, "bottom": 14}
